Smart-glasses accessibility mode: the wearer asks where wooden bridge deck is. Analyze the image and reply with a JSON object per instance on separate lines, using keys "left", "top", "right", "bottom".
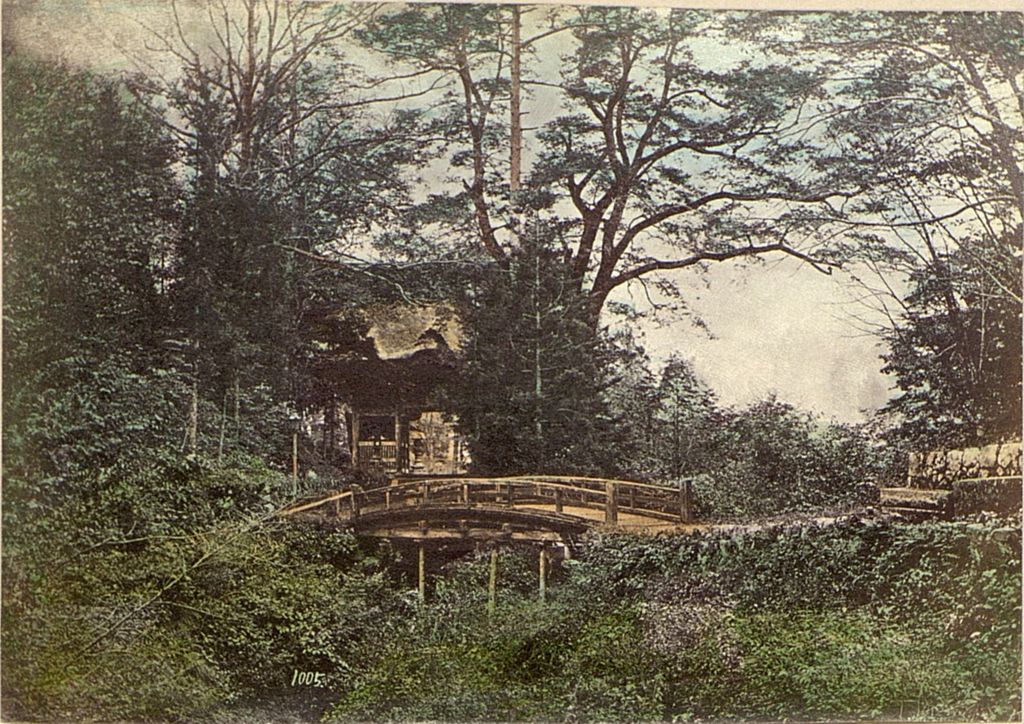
{"left": 281, "top": 475, "right": 695, "bottom": 544}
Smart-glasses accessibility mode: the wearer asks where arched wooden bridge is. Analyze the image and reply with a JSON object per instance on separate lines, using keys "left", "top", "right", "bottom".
{"left": 281, "top": 475, "right": 695, "bottom": 545}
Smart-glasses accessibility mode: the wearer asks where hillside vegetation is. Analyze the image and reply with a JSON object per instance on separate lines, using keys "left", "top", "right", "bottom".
{"left": 5, "top": 492, "right": 1019, "bottom": 722}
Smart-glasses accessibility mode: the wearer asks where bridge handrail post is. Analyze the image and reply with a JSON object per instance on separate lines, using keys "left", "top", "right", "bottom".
{"left": 679, "top": 479, "right": 693, "bottom": 523}
{"left": 554, "top": 487, "right": 563, "bottom": 513}
{"left": 417, "top": 542, "right": 426, "bottom": 604}
{"left": 605, "top": 481, "right": 618, "bottom": 524}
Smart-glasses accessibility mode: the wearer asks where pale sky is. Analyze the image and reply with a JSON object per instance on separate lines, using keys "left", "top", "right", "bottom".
{"left": 3, "top": 0, "right": 901, "bottom": 423}
{"left": 614, "top": 260, "right": 894, "bottom": 422}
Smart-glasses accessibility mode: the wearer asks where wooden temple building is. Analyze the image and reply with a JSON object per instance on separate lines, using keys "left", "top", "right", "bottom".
{"left": 312, "top": 304, "right": 468, "bottom": 475}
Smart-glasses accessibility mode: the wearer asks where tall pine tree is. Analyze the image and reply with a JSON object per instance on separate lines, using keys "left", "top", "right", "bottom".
{"left": 452, "top": 226, "right": 620, "bottom": 475}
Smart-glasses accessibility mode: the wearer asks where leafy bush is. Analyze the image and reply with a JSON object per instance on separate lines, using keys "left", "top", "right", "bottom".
{"left": 951, "top": 476, "right": 1023, "bottom": 519}
{"left": 691, "top": 399, "right": 882, "bottom": 520}
{"left": 325, "top": 520, "right": 1019, "bottom": 722}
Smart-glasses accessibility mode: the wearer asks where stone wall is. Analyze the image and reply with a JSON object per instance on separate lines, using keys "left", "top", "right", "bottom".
{"left": 907, "top": 441, "right": 1022, "bottom": 489}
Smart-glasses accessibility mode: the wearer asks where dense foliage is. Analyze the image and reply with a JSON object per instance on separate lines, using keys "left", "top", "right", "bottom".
{"left": 605, "top": 355, "right": 885, "bottom": 518}
{"left": 327, "top": 520, "right": 1020, "bottom": 722}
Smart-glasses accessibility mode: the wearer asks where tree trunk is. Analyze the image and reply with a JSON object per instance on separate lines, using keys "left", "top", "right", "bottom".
{"left": 510, "top": 6, "right": 522, "bottom": 195}
{"left": 534, "top": 252, "right": 543, "bottom": 441}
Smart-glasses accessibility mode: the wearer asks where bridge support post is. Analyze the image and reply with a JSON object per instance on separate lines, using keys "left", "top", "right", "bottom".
{"left": 605, "top": 481, "right": 618, "bottom": 524}
{"left": 462, "top": 483, "right": 470, "bottom": 504}
{"left": 487, "top": 549, "right": 498, "bottom": 614}
{"left": 421, "top": 482, "right": 429, "bottom": 504}
{"left": 538, "top": 546, "right": 547, "bottom": 602}
{"left": 418, "top": 543, "right": 426, "bottom": 604}
{"left": 292, "top": 430, "right": 299, "bottom": 496}
{"left": 679, "top": 479, "right": 693, "bottom": 523}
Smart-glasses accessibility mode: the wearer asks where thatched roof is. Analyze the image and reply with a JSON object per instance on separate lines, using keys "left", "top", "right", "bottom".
{"left": 311, "top": 303, "right": 462, "bottom": 411}
{"left": 362, "top": 303, "right": 462, "bottom": 360}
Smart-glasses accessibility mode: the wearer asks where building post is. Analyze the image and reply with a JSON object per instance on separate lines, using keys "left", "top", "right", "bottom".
{"left": 350, "top": 413, "right": 361, "bottom": 468}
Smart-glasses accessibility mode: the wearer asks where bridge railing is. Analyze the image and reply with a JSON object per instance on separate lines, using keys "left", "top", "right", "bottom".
{"left": 283, "top": 475, "right": 695, "bottom": 524}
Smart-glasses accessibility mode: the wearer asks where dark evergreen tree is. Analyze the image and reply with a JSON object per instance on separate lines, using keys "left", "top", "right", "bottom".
{"left": 452, "top": 227, "right": 621, "bottom": 475}
{"left": 880, "top": 234, "right": 1022, "bottom": 449}
{"left": 601, "top": 332, "right": 662, "bottom": 480}
{"left": 2, "top": 55, "right": 184, "bottom": 537}
{"left": 653, "top": 355, "right": 720, "bottom": 481}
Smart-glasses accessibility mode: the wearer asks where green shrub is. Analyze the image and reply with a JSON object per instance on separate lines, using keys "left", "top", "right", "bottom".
{"left": 690, "top": 399, "right": 882, "bottom": 520}
{"left": 951, "top": 477, "right": 1022, "bottom": 518}
{"left": 725, "top": 610, "right": 1016, "bottom": 720}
